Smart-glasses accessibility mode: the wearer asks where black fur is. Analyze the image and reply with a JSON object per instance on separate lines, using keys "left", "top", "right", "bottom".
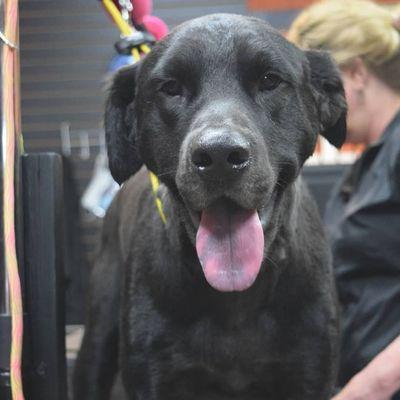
{"left": 105, "top": 63, "right": 143, "bottom": 184}
{"left": 74, "top": 14, "right": 346, "bottom": 400}
{"left": 305, "top": 50, "right": 347, "bottom": 149}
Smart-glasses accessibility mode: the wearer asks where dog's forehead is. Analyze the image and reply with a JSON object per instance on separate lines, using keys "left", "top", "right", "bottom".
{"left": 175, "top": 14, "right": 276, "bottom": 41}
{"left": 151, "top": 14, "right": 305, "bottom": 78}
{"left": 173, "top": 15, "right": 286, "bottom": 54}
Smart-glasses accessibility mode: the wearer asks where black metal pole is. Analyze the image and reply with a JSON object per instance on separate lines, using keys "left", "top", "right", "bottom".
{"left": 22, "top": 154, "right": 67, "bottom": 400}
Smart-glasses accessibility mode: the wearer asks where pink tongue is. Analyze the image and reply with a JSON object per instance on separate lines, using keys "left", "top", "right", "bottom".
{"left": 196, "top": 203, "right": 264, "bottom": 292}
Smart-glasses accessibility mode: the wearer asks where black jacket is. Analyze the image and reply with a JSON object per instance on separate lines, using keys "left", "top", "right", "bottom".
{"left": 325, "top": 111, "right": 400, "bottom": 397}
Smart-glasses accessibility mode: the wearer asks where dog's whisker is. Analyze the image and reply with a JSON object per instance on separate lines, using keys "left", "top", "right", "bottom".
{"left": 270, "top": 161, "right": 295, "bottom": 166}
{"left": 155, "top": 169, "right": 176, "bottom": 178}
{"left": 264, "top": 254, "right": 279, "bottom": 270}
{"left": 274, "top": 181, "right": 286, "bottom": 190}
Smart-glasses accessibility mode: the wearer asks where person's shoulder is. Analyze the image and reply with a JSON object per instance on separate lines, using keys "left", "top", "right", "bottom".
{"left": 383, "top": 112, "right": 400, "bottom": 148}
{"left": 381, "top": 115, "right": 400, "bottom": 169}
{"left": 384, "top": 121, "right": 400, "bottom": 193}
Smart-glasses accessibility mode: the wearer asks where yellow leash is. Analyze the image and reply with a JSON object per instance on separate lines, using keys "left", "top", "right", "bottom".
{"left": 149, "top": 171, "right": 167, "bottom": 224}
{"left": 102, "top": 0, "right": 166, "bottom": 224}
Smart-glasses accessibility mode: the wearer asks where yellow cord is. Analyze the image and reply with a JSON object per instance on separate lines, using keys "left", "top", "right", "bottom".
{"left": 140, "top": 44, "right": 151, "bottom": 54}
{"left": 132, "top": 47, "right": 140, "bottom": 62}
{"left": 102, "top": 0, "right": 153, "bottom": 60}
{"left": 102, "top": 0, "right": 133, "bottom": 36}
{"left": 149, "top": 172, "right": 167, "bottom": 224}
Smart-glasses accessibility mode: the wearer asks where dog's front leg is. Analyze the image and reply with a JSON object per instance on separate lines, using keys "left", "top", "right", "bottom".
{"left": 73, "top": 238, "right": 121, "bottom": 400}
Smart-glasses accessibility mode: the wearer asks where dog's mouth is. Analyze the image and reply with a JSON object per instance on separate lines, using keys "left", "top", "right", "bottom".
{"left": 195, "top": 199, "right": 264, "bottom": 292}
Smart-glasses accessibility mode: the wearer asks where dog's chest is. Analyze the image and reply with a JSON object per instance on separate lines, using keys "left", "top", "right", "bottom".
{"left": 164, "top": 312, "right": 286, "bottom": 395}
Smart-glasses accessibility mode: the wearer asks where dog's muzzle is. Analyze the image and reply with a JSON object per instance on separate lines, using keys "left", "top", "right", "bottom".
{"left": 181, "top": 130, "right": 265, "bottom": 293}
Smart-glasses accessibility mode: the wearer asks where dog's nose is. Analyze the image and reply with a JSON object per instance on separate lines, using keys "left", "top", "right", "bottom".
{"left": 191, "top": 132, "right": 250, "bottom": 180}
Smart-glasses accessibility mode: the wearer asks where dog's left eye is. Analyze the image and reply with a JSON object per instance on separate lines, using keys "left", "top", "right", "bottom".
{"left": 160, "top": 80, "right": 183, "bottom": 97}
{"left": 259, "top": 73, "right": 282, "bottom": 91}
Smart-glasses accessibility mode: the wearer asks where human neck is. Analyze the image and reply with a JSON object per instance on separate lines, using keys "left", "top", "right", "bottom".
{"left": 365, "top": 83, "right": 400, "bottom": 145}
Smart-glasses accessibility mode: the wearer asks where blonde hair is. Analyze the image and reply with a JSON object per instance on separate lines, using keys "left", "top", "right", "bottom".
{"left": 287, "top": 0, "right": 400, "bottom": 90}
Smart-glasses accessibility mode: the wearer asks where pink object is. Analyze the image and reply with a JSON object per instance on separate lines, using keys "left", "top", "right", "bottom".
{"left": 131, "top": 0, "right": 153, "bottom": 24}
{"left": 142, "top": 15, "right": 169, "bottom": 40}
{"left": 196, "top": 203, "right": 264, "bottom": 292}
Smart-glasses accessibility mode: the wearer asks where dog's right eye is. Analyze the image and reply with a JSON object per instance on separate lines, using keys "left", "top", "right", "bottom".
{"left": 259, "top": 73, "right": 282, "bottom": 91}
{"left": 159, "top": 80, "right": 183, "bottom": 97}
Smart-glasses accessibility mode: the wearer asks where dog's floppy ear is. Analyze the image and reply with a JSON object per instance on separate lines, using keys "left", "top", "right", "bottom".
{"left": 306, "top": 50, "right": 347, "bottom": 149}
{"left": 105, "top": 63, "right": 143, "bottom": 184}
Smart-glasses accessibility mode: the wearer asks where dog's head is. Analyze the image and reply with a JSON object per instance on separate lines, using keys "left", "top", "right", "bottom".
{"left": 106, "top": 14, "right": 346, "bottom": 292}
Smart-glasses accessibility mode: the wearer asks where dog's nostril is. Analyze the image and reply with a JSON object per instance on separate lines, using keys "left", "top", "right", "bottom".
{"left": 192, "top": 151, "right": 213, "bottom": 169}
{"left": 227, "top": 150, "right": 249, "bottom": 167}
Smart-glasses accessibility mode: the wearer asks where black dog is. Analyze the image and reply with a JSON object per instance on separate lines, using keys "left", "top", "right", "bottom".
{"left": 74, "top": 14, "right": 346, "bottom": 400}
